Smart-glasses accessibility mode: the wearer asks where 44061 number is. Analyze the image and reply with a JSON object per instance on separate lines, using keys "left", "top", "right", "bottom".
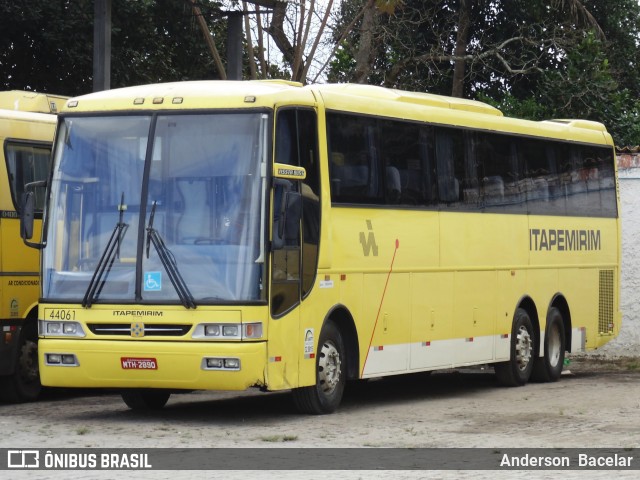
{"left": 44, "top": 308, "right": 77, "bottom": 321}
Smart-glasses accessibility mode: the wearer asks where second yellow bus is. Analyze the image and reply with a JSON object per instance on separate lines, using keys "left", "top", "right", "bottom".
{"left": 1, "top": 90, "right": 65, "bottom": 402}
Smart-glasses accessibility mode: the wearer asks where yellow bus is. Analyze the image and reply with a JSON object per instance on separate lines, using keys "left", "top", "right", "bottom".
{"left": 0, "top": 90, "right": 65, "bottom": 402}
{"left": 23, "top": 81, "right": 620, "bottom": 413}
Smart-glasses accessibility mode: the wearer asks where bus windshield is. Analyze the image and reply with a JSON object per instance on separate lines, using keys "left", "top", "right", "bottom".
{"left": 43, "top": 112, "right": 267, "bottom": 305}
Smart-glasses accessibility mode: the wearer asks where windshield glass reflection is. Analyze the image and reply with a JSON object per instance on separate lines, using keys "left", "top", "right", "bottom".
{"left": 43, "top": 113, "right": 266, "bottom": 304}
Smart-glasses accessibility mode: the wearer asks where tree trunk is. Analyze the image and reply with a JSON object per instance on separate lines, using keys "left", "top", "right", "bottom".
{"left": 451, "top": 0, "right": 471, "bottom": 97}
{"left": 266, "top": 3, "right": 297, "bottom": 74}
{"left": 353, "top": 0, "right": 376, "bottom": 84}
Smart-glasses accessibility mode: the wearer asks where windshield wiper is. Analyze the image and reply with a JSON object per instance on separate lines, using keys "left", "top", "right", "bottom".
{"left": 82, "top": 193, "right": 129, "bottom": 308}
{"left": 146, "top": 201, "right": 196, "bottom": 309}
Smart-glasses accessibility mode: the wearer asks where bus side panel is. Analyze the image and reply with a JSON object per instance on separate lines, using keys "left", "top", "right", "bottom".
{"left": 440, "top": 213, "right": 530, "bottom": 270}
{"left": 529, "top": 216, "right": 619, "bottom": 350}
{"left": 452, "top": 270, "right": 497, "bottom": 365}
{"left": 558, "top": 268, "right": 612, "bottom": 350}
{"left": 440, "top": 212, "right": 529, "bottom": 365}
{"left": 409, "top": 272, "right": 454, "bottom": 370}
{"left": 361, "top": 272, "right": 410, "bottom": 376}
{"left": 329, "top": 208, "right": 440, "bottom": 378}
{"left": 0, "top": 218, "right": 41, "bottom": 316}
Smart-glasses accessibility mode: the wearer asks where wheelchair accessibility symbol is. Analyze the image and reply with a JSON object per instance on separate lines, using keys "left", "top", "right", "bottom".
{"left": 144, "top": 272, "right": 162, "bottom": 291}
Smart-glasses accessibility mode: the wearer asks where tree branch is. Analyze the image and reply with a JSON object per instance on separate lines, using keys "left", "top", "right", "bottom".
{"left": 185, "top": 0, "right": 226, "bottom": 79}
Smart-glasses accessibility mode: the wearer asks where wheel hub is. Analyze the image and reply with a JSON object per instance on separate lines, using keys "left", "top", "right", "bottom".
{"left": 515, "top": 325, "right": 532, "bottom": 371}
{"left": 318, "top": 340, "right": 342, "bottom": 394}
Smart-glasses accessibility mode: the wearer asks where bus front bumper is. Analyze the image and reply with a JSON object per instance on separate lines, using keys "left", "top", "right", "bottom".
{"left": 38, "top": 339, "right": 267, "bottom": 391}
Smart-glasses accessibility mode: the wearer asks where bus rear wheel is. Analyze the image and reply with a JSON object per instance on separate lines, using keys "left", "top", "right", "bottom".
{"left": 121, "top": 390, "right": 171, "bottom": 410}
{"left": 292, "top": 321, "right": 346, "bottom": 415}
{"left": 531, "top": 307, "right": 565, "bottom": 382}
{"left": 495, "top": 308, "right": 535, "bottom": 387}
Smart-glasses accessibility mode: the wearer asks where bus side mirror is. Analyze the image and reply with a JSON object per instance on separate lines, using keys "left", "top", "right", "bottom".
{"left": 272, "top": 180, "right": 302, "bottom": 250}
{"left": 20, "top": 180, "right": 46, "bottom": 250}
{"left": 20, "top": 192, "right": 35, "bottom": 240}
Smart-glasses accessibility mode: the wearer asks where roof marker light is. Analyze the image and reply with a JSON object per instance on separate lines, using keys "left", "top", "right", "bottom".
{"left": 133, "top": 98, "right": 145, "bottom": 105}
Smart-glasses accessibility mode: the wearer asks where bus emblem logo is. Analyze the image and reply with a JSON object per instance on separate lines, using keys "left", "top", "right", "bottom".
{"left": 131, "top": 322, "right": 145, "bottom": 338}
{"left": 359, "top": 220, "right": 378, "bottom": 257}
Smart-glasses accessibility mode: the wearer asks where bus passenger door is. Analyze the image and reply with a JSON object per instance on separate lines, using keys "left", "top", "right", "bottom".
{"left": 268, "top": 107, "right": 320, "bottom": 390}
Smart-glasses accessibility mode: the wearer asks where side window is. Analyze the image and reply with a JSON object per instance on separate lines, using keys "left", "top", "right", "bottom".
{"left": 561, "top": 144, "right": 589, "bottom": 216}
{"left": 379, "top": 119, "right": 434, "bottom": 205}
{"left": 4, "top": 141, "right": 52, "bottom": 214}
{"left": 569, "top": 145, "right": 617, "bottom": 218}
{"left": 271, "top": 108, "right": 320, "bottom": 316}
{"left": 328, "top": 113, "right": 382, "bottom": 204}
{"left": 435, "top": 128, "right": 460, "bottom": 204}
{"left": 477, "top": 132, "right": 524, "bottom": 213}
{"left": 589, "top": 146, "right": 617, "bottom": 217}
{"left": 435, "top": 127, "right": 478, "bottom": 208}
{"left": 522, "top": 138, "right": 559, "bottom": 215}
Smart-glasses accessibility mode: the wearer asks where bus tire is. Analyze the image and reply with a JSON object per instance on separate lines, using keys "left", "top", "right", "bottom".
{"left": 495, "top": 308, "right": 535, "bottom": 387}
{"left": 531, "top": 307, "right": 565, "bottom": 382}
{"left": 0, "top": 323, "right": 41, "bottom": 403}
{"left": 292, "top": 320, "right": 346, "bottom": 415}
{"left": 121, "top": 390, "right": 170, "bottom": 410}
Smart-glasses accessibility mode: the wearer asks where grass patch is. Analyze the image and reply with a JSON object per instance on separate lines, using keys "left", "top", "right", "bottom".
{"left": 260, "top": 434, "right": 298, "bottom": 443}
{"left": 626, "top": 362, "right": 640, "bottom": 371}
{"left": 567, "top": 355, "right": 640, "bottom": 372}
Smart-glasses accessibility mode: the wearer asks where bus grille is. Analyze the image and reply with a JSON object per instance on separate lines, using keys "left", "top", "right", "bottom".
{"left": 598, "top": 270, "right": 614, "bottom": 334}
{"left": 87, "top": 323, "right": 191, "bottom": 336}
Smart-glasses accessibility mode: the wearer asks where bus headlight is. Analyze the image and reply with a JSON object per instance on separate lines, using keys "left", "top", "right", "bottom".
{"left": 223, "top": 325, "right": 238, "bottom": 337}
{"left": 204, "top": 325, "right": 221, "bottom": 337}
{"left": 192, "top": 322, "right": 263, "bottom": 340}
{"left": 39, "top": 320, "right": 86, "bottom": 338}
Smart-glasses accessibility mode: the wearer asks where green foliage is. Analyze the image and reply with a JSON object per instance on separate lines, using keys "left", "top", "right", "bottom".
{"left": 327, "top": 42, "right": 357, "bottom": 83}
{"left": 0, "top": 0, "right": 228, "bottom": 96}
{"left": 329, "top": 0, "right": 640, "bottom": 146}
{"left": 480, "top": 32, "right": 640, "bottom": 146}
{"left": 476, "top": 93, "right": 551, "bottom": 121}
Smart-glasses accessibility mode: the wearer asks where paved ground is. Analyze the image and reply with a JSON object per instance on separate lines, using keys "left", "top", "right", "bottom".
{"left": 2, "top": 355, "right": 639, "bottom": 479}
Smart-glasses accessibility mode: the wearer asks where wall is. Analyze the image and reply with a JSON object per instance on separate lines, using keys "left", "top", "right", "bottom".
{"left": 599, "top": 154, "right": 640, "bottom": 356}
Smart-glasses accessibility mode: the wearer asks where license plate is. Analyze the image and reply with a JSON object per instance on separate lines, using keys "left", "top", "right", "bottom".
{"left": 121, "top": 357, "right": 158, "bottom": 370}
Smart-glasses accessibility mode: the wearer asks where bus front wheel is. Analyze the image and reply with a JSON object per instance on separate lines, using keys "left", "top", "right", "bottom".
{"left": 531, "top": 307, "right": 565, "bottom": 382}
{"left": 121, "top": 390, "right": 170, "bottom": 410}
{"left": 0, "top": 322, "right": 41, "bottom": 403}
{"left": 495, "top": 308, "right": 535, "bottom": 387}
{"left": 292, "top": 320, "right": 346, "bottom": 415}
